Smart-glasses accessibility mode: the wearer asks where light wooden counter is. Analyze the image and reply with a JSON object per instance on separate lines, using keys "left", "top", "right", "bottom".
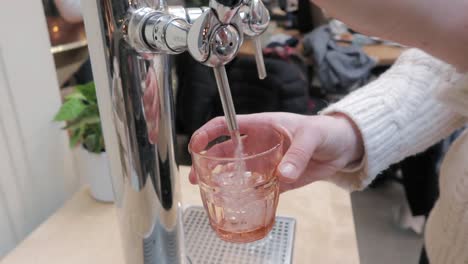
{"left": 0, "top": 166, "right": 359, "bottom": 264}
{"left": 239, "top": 31, "right": 405, "bottom": 67}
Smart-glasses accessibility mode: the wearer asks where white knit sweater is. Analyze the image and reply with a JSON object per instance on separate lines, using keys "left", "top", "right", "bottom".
{"left": 323, "top": 49, "right": 468, "bottom": 263}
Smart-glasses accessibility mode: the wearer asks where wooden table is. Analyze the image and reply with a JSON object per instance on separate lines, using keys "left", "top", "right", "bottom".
{"left": 362, "top": 45, "right": 405, "bottom": 66}
{"left": 239, "top": 31, "right": 404, "bottom": 66}
{"left": 0, "top": 166, "right": 359, "bottom": 264}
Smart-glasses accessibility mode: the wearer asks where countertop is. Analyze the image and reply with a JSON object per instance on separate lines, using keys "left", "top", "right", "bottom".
{"left": 239, "top": 28, "right": 404, "bottom": 67}
{"left": 0, "top": 166, "right": 359, "bottom": 264}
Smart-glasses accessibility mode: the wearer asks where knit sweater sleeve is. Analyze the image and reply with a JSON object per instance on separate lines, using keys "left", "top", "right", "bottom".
{"left": 321, "top": 49, "right": 467, "bottom": 191}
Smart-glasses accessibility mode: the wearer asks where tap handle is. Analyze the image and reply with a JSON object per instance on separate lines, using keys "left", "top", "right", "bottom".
{"left": 253, "top": 37, "right": 266, "bottom": 79}
{"left": 186, "top": 9, "right": 241, "bottom": 132}
{"left": 188, "top": 19, "right": 241, "bottom": 131}
{"left": 241, "top": 0, "right": 269, "bottom": 79}
{"left": 210, "top": 26, "right": 242, "bottom": 132}
{"left": 213, "top": 66, "right": 239, "bottom": 131}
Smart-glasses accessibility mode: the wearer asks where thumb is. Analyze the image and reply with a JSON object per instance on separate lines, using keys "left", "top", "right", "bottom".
{"left": 188, "top": 166, "right": 198, "bottom": 184}
{"left": 278, "top": 127, "right": 322, "bottom": 183}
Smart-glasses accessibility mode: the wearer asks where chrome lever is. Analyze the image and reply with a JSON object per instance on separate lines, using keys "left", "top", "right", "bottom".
{"left": 213, "top": 66, "right": 238, "bottom": 131}
{"left": 187, "top": 6, "right": 243, "bottom": 132}
{"left": 253, "top": 38, "right": 266, "bottom": 79}
{"left": 241, "top": 0, "right": 270, "bottom": 79}
{"left": 209, "top": 24, "right": 242, "bottom": 132}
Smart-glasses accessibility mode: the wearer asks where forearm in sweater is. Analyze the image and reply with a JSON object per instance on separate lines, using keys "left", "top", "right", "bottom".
{"left": 322, "top": 49, "right": 467, "bottom": 190}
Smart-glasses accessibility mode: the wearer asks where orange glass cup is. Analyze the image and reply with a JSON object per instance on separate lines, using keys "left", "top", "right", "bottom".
{"left": 189, "top": 123, "right": 284, "bottom": 243}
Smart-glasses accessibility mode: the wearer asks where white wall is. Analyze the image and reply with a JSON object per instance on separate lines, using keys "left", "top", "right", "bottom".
{"left": 0, "top": 1, "right": 79, "bottom": 257}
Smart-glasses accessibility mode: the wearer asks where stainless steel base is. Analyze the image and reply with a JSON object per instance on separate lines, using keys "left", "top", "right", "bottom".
{"left": 183, "top": 206, "right": 296, "bottom": 264}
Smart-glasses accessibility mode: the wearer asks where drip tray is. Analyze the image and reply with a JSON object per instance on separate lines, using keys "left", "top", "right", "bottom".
{"left": 183, "top": 206, "right": 296, "bottom": 264}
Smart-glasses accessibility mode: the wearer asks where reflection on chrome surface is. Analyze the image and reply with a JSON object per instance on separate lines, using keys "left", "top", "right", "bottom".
{"left": 82, "top": 0, "right": 270, "bottom": 262}
{"left": 83, "top": 1, "right": 184, "bottom": 263}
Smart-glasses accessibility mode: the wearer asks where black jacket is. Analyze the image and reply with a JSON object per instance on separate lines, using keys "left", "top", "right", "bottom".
{"left": 175, "top": 54, "right": 309, "bottom": 135}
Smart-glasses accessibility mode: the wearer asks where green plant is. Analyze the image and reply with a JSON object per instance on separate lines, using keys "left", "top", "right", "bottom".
{"left": 54, "top": 82, "right": 105, "bottom": 153}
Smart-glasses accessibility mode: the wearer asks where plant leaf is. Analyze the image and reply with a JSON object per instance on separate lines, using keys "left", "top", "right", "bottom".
{"left": 76, "top": 82, "right": 97, "bottom": 103}
{"left": 69, "top": 128, "right": 81, "bottom": 148}
{"left": 54, "top": 99, "right": 87, "bottom": 121}
{"left": 78, "top": 104, "right": 100, "bottom": 118}
{"left": 84, "top": 134, "right": 101, "bottom": 153}
{"left": 64, "top": 116, "right": 101, "bottom": 130}
{"left": 65, "top": 92, "right": 86, "bottom": 101}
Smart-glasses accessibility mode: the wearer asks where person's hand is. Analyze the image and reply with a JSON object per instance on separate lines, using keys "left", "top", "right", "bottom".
{"left": 188, "top": 112, "right": 364, "bottom": 193}
{"left": 311, "top": 0, "right": 468, "bottom": 71}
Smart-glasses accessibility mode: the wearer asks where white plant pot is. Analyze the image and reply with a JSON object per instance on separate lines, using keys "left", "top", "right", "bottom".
{"left": 75, "top": 146, "right": 114, "bottom": 202}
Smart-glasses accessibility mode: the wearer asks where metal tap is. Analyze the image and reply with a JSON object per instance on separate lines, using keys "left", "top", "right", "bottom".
{"left": 126, "top": 0, "right": 270, "bottom": 130}
{"left": 82, "top": 0, "right": 270, "bottom": 263}
{"left": 240, "top": 0, "right": 270, "bottom": 79}
{"left": 186, "top": 0, "right": 243, "bottom": 131}
{"left": 127, "top": 0, "right": 270, "bottom": 77}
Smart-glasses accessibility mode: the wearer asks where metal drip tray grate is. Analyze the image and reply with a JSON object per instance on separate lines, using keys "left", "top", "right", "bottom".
{"left": 183, "top": 206, "right": 296, "bottom": 264}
